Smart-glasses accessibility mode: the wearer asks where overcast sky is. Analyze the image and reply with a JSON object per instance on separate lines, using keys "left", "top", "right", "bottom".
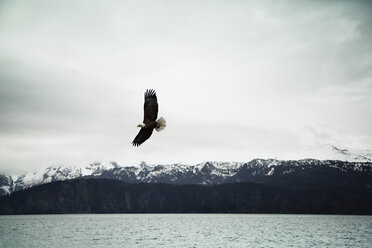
{"left": 0, "top": 0, "right": 371, "bottom": 174}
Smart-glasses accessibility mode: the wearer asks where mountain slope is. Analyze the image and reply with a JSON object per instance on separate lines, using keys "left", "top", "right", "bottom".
{"left": 1, "top": 178, "right": 371, "bottom": 214}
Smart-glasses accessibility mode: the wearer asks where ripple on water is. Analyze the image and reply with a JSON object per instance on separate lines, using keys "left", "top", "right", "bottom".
{"left": 0, "top": 214, "right": 372, "bottom": 248}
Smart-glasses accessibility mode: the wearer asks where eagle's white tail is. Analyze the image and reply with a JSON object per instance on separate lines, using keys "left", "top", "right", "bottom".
{"left": 155, "top": 117, "right": 166, "bottom": 132}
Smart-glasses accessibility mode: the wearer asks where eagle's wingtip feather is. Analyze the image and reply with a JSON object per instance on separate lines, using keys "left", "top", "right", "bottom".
{"left": 145, "top": 89, "right": 156, "bottom": 99}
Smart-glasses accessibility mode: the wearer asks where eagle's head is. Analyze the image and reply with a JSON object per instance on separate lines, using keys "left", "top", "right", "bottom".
{"left": 137, "top": 123, "right": 145, "bottom": 128}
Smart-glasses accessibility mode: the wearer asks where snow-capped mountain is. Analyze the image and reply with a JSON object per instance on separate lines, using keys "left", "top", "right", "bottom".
{"left": 1, "top": 161, "right": 245, "bottom": 196}
{"left": 1, "top": 157, "right": 372, "bottom": 197}
{"left": 326, "top": 144, "right": 372, "bottom": 162}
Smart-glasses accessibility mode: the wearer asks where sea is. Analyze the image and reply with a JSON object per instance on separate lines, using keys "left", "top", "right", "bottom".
{"left": 0, "top": 214, "right": 371, "bottom": 247}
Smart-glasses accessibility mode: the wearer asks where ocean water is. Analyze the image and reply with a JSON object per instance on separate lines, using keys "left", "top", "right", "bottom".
{"left": 0, "top": 214, "right": 371, "bottom": 247}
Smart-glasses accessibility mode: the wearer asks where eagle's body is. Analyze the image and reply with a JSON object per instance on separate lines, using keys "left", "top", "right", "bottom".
{"left": 132, "top": 89, "right": 166, "bottom": 146}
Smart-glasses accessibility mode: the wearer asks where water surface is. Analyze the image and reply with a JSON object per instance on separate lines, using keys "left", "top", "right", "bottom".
{"left": 1, "top": 214, "right": 371, "bottom": 247}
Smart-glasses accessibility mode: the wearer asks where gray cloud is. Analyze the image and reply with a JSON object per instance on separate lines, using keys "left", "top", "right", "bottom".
{"left": 0, "top": 0, "right": 372, "bottom": 174}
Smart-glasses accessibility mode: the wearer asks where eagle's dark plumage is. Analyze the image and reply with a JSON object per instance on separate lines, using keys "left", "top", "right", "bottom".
{"left": 132, "top": 89, "right": 166, "bottom": 147}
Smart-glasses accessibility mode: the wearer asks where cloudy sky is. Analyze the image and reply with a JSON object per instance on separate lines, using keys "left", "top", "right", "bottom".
{"left": 0, "top": 0, "right": 371, "bottom": 174}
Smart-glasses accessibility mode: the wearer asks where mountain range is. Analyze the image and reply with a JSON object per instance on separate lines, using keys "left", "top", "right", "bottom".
{"left": 1, "top": 144, "right": 372, "bottom": 214}
{"left": 1, "top": 158, "right": 372, "bottom": 197}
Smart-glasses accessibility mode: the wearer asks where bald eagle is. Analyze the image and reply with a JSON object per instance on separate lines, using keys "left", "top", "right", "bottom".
{"left": 132, "top": 89, "right": 166, "bottom": 146}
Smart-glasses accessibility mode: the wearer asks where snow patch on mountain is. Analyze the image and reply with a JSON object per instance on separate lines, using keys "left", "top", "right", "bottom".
{"left": 326, "top": 145, "right": 372, "bottom": 162}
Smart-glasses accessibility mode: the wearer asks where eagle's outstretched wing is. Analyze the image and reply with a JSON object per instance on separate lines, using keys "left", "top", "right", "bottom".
{"left": 143, "top": 89, "right": 158, "bottom": 122}
{"left": 132, "top": 89, "right": 158, "bottom": 147}
{"left": 132, "top": 128, "right": 154, "bottom": 147}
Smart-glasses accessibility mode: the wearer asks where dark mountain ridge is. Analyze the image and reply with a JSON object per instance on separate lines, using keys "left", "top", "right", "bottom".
{"left": 1, "top": 178, "right": 371, "bottom": 214}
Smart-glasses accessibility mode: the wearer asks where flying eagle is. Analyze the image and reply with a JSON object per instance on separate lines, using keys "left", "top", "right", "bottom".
{"left": 132, "top": 89, "right": 166, "bottom": 146}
